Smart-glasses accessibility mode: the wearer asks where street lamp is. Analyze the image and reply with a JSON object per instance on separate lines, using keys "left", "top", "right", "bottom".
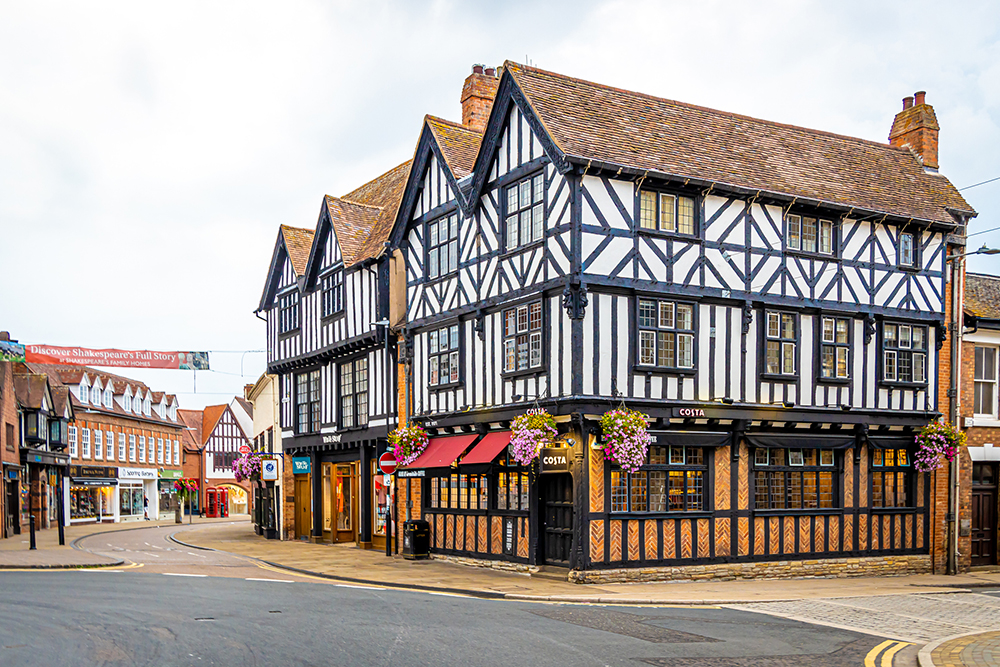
{"left": 946, "top": 244, "right": 1000, "bottom": 262}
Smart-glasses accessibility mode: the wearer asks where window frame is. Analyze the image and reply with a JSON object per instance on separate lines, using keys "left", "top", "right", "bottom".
{"left": 339, "top": 357, "right": 369, "bottom": 430}
{"left": 502, "top": 171, "right": 546, "bottom": 253}
{"left": 752, "top": 448, "right": 839, "bottom": 512}
{"left": 426, "top": 472, "right": 491, "bottom": 513}
{"left": 609, "top": 444, "right": 709, "bottom": 515}
{"left": 974, "top": 345, "right": 999, "bottom": 419}
{"left": 897, "top": 230, "right": 919, "bottom": 269}
{"left": 817, "top": 315, "right": 852, "bottom": 383}
{"left": 762, "top": 310, "right": 799, "bottom": 378}
{"left": 785, "top": 213, "right": 838, "bottom": 257}
{"left": 320, "top": 267, "right": 345, "bottom": 320}
{"left": 501, "top": 299, "right": 545, "bottom": 378}
{"left": 278, "top": 290, "right": 300, "bottom": 335}
{"left": 425, "top": 211, "right": 461, "bottom": 281}
{"left": 295, "top": 369, "right": 321, "bottom": 435}
{"left": 870, "top": 447, "right": 915, "bottom": 509}
{"left": 81, "top": 428, "right": 90, "bottom": 459}
{"left": 881, "top": 321, "right": 929, "bottom": 387}
{"left": 427, "top": 322, "right": 463, "bottom": 390}
{"left": 634, "top": 297, "right": 697, "bottom": 374}
{"left": 635, "top": 187, "right": 700, "bottom": 239}
{"left": 94, "top": 430, "right": 102, "bottom": 460}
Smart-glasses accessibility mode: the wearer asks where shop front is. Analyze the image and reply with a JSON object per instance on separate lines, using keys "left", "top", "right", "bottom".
{"left": 118, "top": 467, "right": 157, "bottom": 522}
{"left": 3, "top": 466, "right": 22, "bottom": 537}
{"left": 67, "top": 465, "right": 117, "bottom": 524}
{"left": 21, "top": 448, "right": 69, "bottom": 532}
{"left": 158, "top": 470, "right": 182, "bottom": 520}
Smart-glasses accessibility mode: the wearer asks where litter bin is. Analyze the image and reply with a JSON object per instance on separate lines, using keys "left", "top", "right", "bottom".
{"left": 402, "top": 519, "right": 430, "bottom": 560}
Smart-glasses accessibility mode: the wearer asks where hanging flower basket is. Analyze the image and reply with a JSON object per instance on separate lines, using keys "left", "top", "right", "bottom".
{"left": 233, "top": 452, "right": 263, "bottom": 483}
{"left": 509, "top": 409, "right": 558, "bottom": 465}
{"left": 173, "top": 478, "right": 199, "bottom": 497}
{"left": 600, "top": 407, "right": 651, "bottom": 474}
{"left": 913, "top": 420, "right": 965, "bottom": 473}
{"left": 389, "top": 423, "right": 429, "bottom": 467}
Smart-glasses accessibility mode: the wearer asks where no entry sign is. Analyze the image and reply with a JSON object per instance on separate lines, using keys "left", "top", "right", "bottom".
{"left": 378, "top": 452, "right": 397, "bottom": 475}
{"left": 238, "top": 444, "right": 251, "bottom": 455}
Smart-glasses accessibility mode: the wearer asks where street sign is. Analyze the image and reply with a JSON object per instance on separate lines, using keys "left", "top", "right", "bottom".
{"left": 292, "top": 457, "right": 311, "bottom": 474}
{"left": 261, "top": 458, "right": 279, "bottom": 481}
{"left": 238, "top": 444, "right": 251, "bottom": 455}
{"left": 378, "top": 452, "right": 397, "bottom": 475}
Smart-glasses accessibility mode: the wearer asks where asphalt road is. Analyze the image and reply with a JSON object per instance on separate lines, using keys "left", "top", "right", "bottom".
{"left": 0, "top": 525, "right": 898, "bottom": 666}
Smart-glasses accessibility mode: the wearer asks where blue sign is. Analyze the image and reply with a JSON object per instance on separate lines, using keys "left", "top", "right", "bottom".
{"left": 292, "top": 457, "right": 311, "bottom": 475}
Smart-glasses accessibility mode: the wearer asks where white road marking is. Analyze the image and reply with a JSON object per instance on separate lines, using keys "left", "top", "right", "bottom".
{"left": 245, "top": 578, "right": 295, "bottom": 584}
{"left": 335, "top": 584, "right": 387, "bottom": 590}
{"left": 163, "top": 573, "right": 207, "bottom": 577}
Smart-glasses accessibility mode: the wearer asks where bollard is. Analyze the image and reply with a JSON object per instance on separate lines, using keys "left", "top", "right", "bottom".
{"left": 385, "top": 507, "right": 392, "bottom": 557}
{"left": 29, "top": 515, "right": 36, "bottom": 550}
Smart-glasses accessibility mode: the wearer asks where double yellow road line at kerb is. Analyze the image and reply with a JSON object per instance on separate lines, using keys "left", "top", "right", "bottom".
{"left": 864, "top": 639, "right": 911, "bottom": 666}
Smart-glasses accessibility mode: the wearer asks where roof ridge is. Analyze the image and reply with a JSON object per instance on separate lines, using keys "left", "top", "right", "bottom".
{"left": 280, "top": 223, "right": 314, "bottom": 234}
{"left": 327, "top": 194, "right": 384, "bottom": 211}
{"left": 425, "top": 114, "right": 483, "bottom": 135}
{"left": 505, "top": 60, "right": 911, "bottom": 154}
{"left": 967, "top": 272, "right": 1000, "bottom": 280}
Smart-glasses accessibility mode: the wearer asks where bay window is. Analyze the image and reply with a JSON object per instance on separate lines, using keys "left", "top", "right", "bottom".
{"left": 753, "top": 448, "right": 837, "bottom": 509}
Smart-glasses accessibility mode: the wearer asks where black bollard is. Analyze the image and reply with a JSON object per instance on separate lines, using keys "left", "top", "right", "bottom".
{"left": 385, "top": 507, "right": 392, "bottom": 557}
{"left": 29, "top": 514, "right": 36, "bottom": 550}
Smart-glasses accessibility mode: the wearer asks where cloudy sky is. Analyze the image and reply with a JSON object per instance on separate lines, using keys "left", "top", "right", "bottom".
{"left": 2, "top": 0, "right": 998, "bottom": 410}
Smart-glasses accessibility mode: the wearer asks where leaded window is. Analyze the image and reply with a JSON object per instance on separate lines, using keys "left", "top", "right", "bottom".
{"left": 787, "top": 215, "right": 834, "bottom": 255}
{"left": 753, "top": 448, "right": 836, "bottom": 510}
{"left": 340, "top": 358, "right": 368, "bottom": 429}
{"left": 428, "top": 213, "right": 459, "bottom": 279}
{"left": 974, "top": 346, "right": 998, "bottom": 418}
{"left": 428, "top": 473, "right": 489, "bottom": 510}
{"left": 883, "top": 323, "right": 927, "bottom": 384}
{"left": 899, "top": 232, "right": 916, "bottom": 267}
{"left": 638, "top": 191, "right": 696, "bottom": 235}
{"left": 610, "top": 445, "right": 706, "bottom": 513}
{"left": 279, "top": 291, "right": 300, "bottom": 334}
{"left": 503, "top": 301, "right": 543, "bottom": 373}
{"left": 321, "top": 269, "right": 343, "bottom": 317}
{"left": 820, "top": 316, "right": 850, "bottom": 379}
{"left": 765, "top": 311, "right": 797, "bottom": 375}
{"left": 296, "top": 370, "right": 321, "bottom": 435}
{"left": 637, "top": 299, "right": 694, "bottom": 369}
{"left": 871, "top": 448, "right": 912, "bottom": 508}
{"left": 505, "top": 173, "right": 544, "bottom": 251}
{"left": 428, "top": 324, "right": 460, "bottom": 387}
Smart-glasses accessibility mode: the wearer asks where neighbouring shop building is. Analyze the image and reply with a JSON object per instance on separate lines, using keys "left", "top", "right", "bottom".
{"left": 24, "top": 363, "right": 183, "bottom": 525}
{"left": 1, "top": 343, "right": 23, "bottom": 539}
{"left": 385, "top": 64, "right": 974, "bottom": 581}
{"left": 179, "top": 398, "right": 254, "bottom": 518}
{"left": 246, "top": 374, "right": 285, "bottom": 539}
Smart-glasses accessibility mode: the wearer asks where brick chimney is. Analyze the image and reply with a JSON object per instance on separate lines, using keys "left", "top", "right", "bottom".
{"left": 461, "top": 64, "right": 499, "bottom": 134}
{"left": 889, "top": 90, "right": 940, "bottom": 171}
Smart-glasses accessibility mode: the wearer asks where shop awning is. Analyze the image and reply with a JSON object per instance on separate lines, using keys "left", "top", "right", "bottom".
{"left": 648, "top": 431, "right": 731, "bottom": 447}
{"left": 401, "top": 434, "right": 478, "bottom": 474}
{"left": 868, "top": 435, "right": 916, "bottom": 449}
{"left": 744, "top": 433, "right": 855, "bottom": 450}
{"left": 461, "top": 432, "right": 511, "bottom": 465}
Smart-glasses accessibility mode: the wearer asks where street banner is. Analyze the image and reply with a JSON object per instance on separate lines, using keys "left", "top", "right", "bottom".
{"left": 0, "top": 340, "right": 25, "bottom": 362}
{"left": 24, "top": 345, "right": 210, "bottom": 370}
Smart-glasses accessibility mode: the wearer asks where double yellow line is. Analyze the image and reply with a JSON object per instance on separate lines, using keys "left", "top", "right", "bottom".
{"left": 864, "top": 640, "right": 911, "bottom": 667}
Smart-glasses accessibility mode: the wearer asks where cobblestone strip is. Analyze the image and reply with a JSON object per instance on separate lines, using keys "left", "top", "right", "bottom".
{"left": 920, "top": 630, "right": 1000, "bottom": 667}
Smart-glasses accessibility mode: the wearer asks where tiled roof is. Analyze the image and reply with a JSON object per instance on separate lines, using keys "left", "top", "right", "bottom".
{"left": 234, "top": 396, "right": 253, "bottom": 419}
{"left": 280, "top": 225, "right": 314, "bottom": 276}
{"left": 342, "top": 160, "right": 412, "bottom": 264}
{"left": 505, "top": 62, "right": 974, "bottom": 225}
{"left": 426, "top": 116, "right": 482, "bottom": 179}
{"left": 13, "top": 373, "right": 49, "bottom": 410}
{"left": 323, "top": 196, "right": 382, "bottom": 267}
{"left": 51, "top": 386, "right": 72, "bottom": 417}
{"left": 177, "top": 409, "right": 203, "bottom": 449}
{"left": 201, "top": 404, "right": 227, "bottom": 445}
{"left": 966, "top": 273, "right": 1000, "bottom": 321}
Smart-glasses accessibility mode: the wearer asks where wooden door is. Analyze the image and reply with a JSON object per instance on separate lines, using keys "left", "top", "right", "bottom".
{"left": 294, "top": 475, "right": 312, "bottom": 540}
{"left": 539, "top": 473, "right": 574, "bottom": 565}
{"left": 333, "top": 464, "right": 357, "bottom": 543}
{"left": 972, "top": 463, "right": 997, "bottom": 566}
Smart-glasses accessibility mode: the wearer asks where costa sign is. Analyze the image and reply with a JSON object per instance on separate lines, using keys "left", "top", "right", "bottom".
{"left": 674, "top": 408, "right": 708, "bottom": 418}
{"left": 540, "top": 447, "right": 571, "bottom": 473}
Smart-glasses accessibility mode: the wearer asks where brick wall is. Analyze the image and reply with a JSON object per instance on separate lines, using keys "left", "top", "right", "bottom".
{"left": 0, "top": 362, "right": 19, "bottom": 537}
{"left": 282, "top": 452, "right": 295, "bottom": 539}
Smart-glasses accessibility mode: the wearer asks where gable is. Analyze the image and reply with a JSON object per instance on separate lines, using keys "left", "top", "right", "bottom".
{"left": 258, "top": 228, "right": 309, "bottom": 312}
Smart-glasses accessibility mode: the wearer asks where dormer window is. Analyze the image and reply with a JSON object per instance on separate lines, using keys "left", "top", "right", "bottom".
{"left": 79, "top": 381, "right": 88, "bottom": 404}
{"left": 133, "top": 394, "right": 142, "bottom": 414}
{"left": 90, "top": 383, "right": 100, "bottom": 405}
{"left": 143, "top": 398, "right": 151, "bottom": 416}
{"left": 787, "top": 215, "right": 835, "bottom": 255}
{"left": 122, "top": 393, "right": 131, "bottom": 413}
{"left": 103, "top": 388, "right": 112, "bottom": 409}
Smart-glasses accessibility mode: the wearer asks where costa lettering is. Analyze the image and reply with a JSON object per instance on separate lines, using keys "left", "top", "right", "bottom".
{"left": 675, "top": 408, "right": 706, "bottom": 418}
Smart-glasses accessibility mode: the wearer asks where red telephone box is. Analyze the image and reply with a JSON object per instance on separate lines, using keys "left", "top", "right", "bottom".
{"left": 220, "top": 488, "right": 230, "bottom": 518}
{"left": 206, "top": 489, "right": 218, "bottom": 518}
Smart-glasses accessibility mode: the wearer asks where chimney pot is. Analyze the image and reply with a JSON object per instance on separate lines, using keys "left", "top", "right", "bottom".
{"left": 484, "top": 67, "right": 495, "bottom": 77}
{"left": 903, "top": 96, "right": 914, "bottom": 110}
{"left": 914, "top": 91, "right": 926, "bottom": 106}
{"left": 461, "top": 63, "right": 500, "bottom": 133}
{"left": 472, "top": 64, "right": 484, "bottom": 75}
{"left": 889, "top": 90, "right": 940, "bottom": 170}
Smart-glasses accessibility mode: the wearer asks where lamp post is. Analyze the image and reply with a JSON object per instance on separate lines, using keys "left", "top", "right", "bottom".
{"left": 944, "top": 243, "right": 999, "bottom": 575}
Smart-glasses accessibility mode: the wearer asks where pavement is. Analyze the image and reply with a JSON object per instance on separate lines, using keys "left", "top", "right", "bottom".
{"left": 6, "top": 518, "right": 1000, "bottom": 665}
{"left": 0, "top": 516, "right": 244, "bottom": 569}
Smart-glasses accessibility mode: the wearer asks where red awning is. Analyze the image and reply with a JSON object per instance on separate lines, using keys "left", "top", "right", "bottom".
{"left": 403, "top": 434, "right": 478, "bottom": 470}
{"left": 460, "top": 431, "right": 512, "bottom": 465}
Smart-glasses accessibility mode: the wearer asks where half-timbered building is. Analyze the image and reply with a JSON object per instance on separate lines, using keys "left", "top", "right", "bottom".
{"left": 258, "top": 162, "right": 411, "bottom": 549}
{"left": 390, "top": 64, "right": 976, "bottom": 580}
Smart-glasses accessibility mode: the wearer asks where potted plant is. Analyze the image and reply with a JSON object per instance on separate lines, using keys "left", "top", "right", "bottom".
{"left": 510, "top": 408, "right": 558, "bottom": 465}
{"left": 389, "top": 423, "right": 429, "bottom": 467}
{"left": 173, "top": 478, "right": 199, "bottom": 525}
{"left": 600, "top": 407, "right": 651, "bottom": 474}
{"left": 913, "top": 420, "right": 965, "bottom": 473}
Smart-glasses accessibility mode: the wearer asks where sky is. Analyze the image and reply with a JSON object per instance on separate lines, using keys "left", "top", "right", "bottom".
{"left": 1, "top": 0, "right": 998, "bottom": 410}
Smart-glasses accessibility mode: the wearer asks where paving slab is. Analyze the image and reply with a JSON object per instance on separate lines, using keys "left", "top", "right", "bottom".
{"left": 175, "top": 521, "right": 1000, "bottom": 605}
{"left": 920, "top": 630, "right": 1000, "bottom": 667}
